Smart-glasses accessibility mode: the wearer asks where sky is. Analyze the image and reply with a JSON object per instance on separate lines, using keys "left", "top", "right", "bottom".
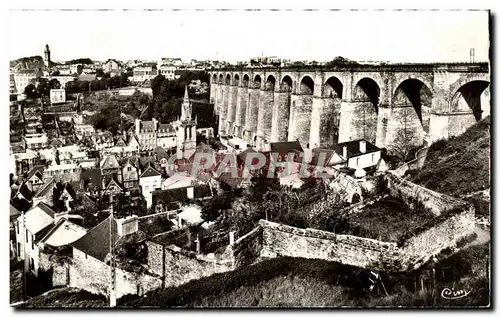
{"left": 6, "top": 9, "right": 490, "bottom": 64}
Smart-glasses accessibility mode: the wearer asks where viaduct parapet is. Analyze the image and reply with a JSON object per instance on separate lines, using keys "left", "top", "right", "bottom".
{"left": 208, "top": 63, "right": 490, "bottom": 151}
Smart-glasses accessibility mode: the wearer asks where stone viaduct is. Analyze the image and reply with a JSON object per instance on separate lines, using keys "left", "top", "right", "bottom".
{"left": 208, "top": 63, "right": 490, "bottom": 151}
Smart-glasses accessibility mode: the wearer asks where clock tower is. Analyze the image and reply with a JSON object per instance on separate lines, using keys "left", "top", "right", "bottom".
{"left": 174, "top": 86, "right": 197, "bottom": 159}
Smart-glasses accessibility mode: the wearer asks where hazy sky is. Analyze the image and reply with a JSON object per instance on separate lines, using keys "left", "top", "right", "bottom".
{"left": 7, "top": 9, "right": 490, "bottom": 63}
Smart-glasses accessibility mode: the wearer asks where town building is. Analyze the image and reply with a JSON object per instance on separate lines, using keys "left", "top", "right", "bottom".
{"left": 130, "top": 64, "right": 158, "bottom": 83}
{"left": 50, "top": 88, "right": 66, "bottom": 104}
{"left": 103, "top": 59, "right": 122, "bottom": 76}
{"left": 139, "top": 165, "right": 162, "bottom": 208}
{"left": 133, "top": 86, "right": 196, "bottom": 156}
{"left": 158, "top": 65, "right": 177, "bottom": 80}
{"left": 330, "top": 139, "right": 382, "bottom": 171}
{"left": 25, "top": 133, "right": 49, "bottom": 150}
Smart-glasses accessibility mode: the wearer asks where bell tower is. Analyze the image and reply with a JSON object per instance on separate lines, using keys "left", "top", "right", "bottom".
{"left": 174, "top": 86, "right": 197, "bottom": 159}
{"left": 44, "top": 44, "right": 51, "bottom": 68}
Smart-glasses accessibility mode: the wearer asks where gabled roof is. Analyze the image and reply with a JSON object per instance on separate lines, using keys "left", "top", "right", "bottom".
{"left": 10, "top": 203, "right": 21, "bottom": 219}
{"left": 18, "top": 202, "right": 56, "bottom": 235}
{"left": 71, "top": 216, "right": 118, "bottom": 261}
{"left": 140, "top": 165, "right": 161, "bottom": 178}
{"left": 53, "top": 182, "right": 77, "bottom": 201}
{"left": 50, "top": 138, "right": 64, "bottom": 148}
{"left": 154, "top": 146, "right": 170, "bottom": 160}
{"left": 26, "top": 165, "right": 45, "bottom": 181}
{"left": 115, "top": 135, "right": 127, "bottom": 147}
{"left": 39, "top": 217, "right": 87, "bottom": 247}
{"left": 333, "top": 139, "right": 381, "bottom": 159}
{"left": 100, "top": 154, "right": 120, "bottom": 169}
{"left": 270, "top": 140, "right": 303, "bottom": 154}
{"left": 71, "top": 216, "right": 144, "bottom": 262}
{"left": 16, "top": 182, "right": 34, "bottom": 201}
{"left": 103, "top": 174, "right": 124, "bottom": 192}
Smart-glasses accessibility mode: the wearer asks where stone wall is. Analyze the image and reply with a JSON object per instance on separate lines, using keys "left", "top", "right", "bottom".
{"left": 68, "top": 249, "right": 162, "bottom": 299}
{"left": 398, "top": 205, "right": 475, "bottom": 271}
{"left": 230, "top": 225, "right": 263, "bottom": 267}
{"left": 145, "top": 241, "right": 233, "bottom": 289}
{"left": 385, "top": 172, "right": 463, "bottom": 215}
{"left": 259, "top": 220, "right": 399, "bottom": 270}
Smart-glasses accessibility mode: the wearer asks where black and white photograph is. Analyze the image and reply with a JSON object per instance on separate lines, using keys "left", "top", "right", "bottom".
{"left": 6, "top": 4, "right": 492, "bottom": 309}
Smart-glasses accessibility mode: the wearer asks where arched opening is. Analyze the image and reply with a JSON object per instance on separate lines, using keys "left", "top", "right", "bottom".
{"left": 451, "top": 80, "right": 490, "bottom": 121}
{"left": 281, "top": 75, "right": 293, "bottom": 92}
{"left": 353, "top": 78, "right": 380, "bottom": 113}
{"left": 390, "top": 79, "right": 433, "bottom": 154}
{"left": 320, "top": 76, "right": 344, "bottom": 147}
{"left": 393, "top": 79, "right": 433, "bottom": 125}
{"left": 225, "top": 74, "right": 231, "bottom": 85}
{"left": 253, "top": 75, "right": 262, "bottom": 89}
{"left": 299, "top": 76, "right": 314, "bottom": 94}
{"left": 242, "top": 74, "right": 249, "bottom": 87}
{"left": 218, "top": 74, "right": 224, "bottom": 84}
{"left": 212, "top": 73, "right": 217, "bottom": 83}
{"left": 265, "top": 75, "right": 276, "bottom": 91}
{"left": 324, "top": 76, "right": 343, "bottom": 99}
{"left": 234, "top": 74, "right": 240, "bottom": 86}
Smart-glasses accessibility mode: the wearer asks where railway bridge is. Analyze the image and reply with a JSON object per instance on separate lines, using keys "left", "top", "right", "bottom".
{"left": 208, "top": 63, "right": 490, "bottom": 151}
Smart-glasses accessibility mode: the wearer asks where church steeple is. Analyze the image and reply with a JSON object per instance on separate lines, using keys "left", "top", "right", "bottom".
{"left": 181, "top": 85, "right": 192, "bottom": 122}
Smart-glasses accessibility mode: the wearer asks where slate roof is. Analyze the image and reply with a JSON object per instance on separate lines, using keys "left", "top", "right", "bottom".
{"left": 71, "top": 216, "right": 118, "bottom": 261}
{"left": 157, "top": 123, "right": 175, "bottom": 133}
{"left": 16, "top": 182, "right": 34, "bottom": 201}
{"left": 34, "top": 178, "right": 56, "bottom": 198}
{"left": 140, "top": 165, "right": 161, "bottom": 178}
{"left": 270, "top": 140, "right": 303, "bottom": 154}
{"left": 25, "top": 165, "right": 45, "bottom": 181}
{"left": 140, "top": 120, "right": 155, "bottom": 131}
{"left": 333, "top": 139, "right": 380, "bottom": 159}
{"left": 10, "top": 203, "right": 21, "bottom": 219}
{"left": 71, "top": 216, "right": 145, "bottom": 262}
{"left": 154, "top": 146, "right": 170, "bottom": 160}
{"left": 18, "top": 202, "right": 56, "bottom": 235}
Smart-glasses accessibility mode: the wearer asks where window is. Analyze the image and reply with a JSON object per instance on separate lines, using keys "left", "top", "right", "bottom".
{"left": 372, "top": 154, "right": 375, "bottom": 163}
{"left": 30, "top": 258, "right": 34, "bottom": 271}
{"left": 16, "top": 223, "right": 19, "bottom": 234}
{"left": 31, "top": 237, "right": 34, "bottom": 250}
{"left": 127, "top": 166, "right": 132, "bottom": 172}
{"left": 356, "top": 158, "right": 360, "bottom": 166}
{"left": 26, "top": 229, "right": 28, "bottom": 243}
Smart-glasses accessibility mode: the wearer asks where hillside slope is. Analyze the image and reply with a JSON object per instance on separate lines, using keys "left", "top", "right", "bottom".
{"left": 408, "top": 116, "right": 490, "bottom": 216}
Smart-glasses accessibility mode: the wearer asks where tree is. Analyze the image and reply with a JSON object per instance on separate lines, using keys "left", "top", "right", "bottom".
{"left": 49, "top": 78, "right": 61, "bottom": 90}
{"left": 51, "top": 70, "right": 61, "bottom": 76}
{"left": 95, "top": 68, "right": 105, "bottom": 78}
{"left": 391, "top": 107, "right": 421, "bottom": 162}
{"left": 24, "top": 84, "right": 38, "bottom": 99}
{"left": 201, "top": 191, "right": 236, "bottom": 222}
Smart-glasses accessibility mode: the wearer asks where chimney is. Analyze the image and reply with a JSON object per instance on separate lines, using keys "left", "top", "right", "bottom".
{"left": 54, "top": 211, "right": 69, "bottom": 223}
{"left": 342, "top": 146, "right": 348, "bottom": 159}
{"left": 152, "top": 118, "right": 158, "bottom": 131}
{"left": 116, "top": 215, "right": 139, "bottom": 237}
{"left": 135, "top": 118, "right": 141, "bottom": 136}
{"left": 360, "top": 140, "right": 366, "bottom": 154}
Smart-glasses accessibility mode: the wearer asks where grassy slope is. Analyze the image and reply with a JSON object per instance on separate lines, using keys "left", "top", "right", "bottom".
{"left": 408, "top": 116, "right": 490, "bottom": 216}
{"left": 121, "top": 244, "right": 490, "bottom": 308}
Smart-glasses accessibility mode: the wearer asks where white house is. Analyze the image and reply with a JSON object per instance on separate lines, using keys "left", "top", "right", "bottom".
{"left": 323, "top": 139, "right": 382, "bottom": 171}
{"left": 50, "top": 88, "right": 66, "bottom": 104}
{"left": 14, "top": 202, "right": 74, "bottom": 276}
{"left": 139, "top": 165, "right": 162, "bottom": 208}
